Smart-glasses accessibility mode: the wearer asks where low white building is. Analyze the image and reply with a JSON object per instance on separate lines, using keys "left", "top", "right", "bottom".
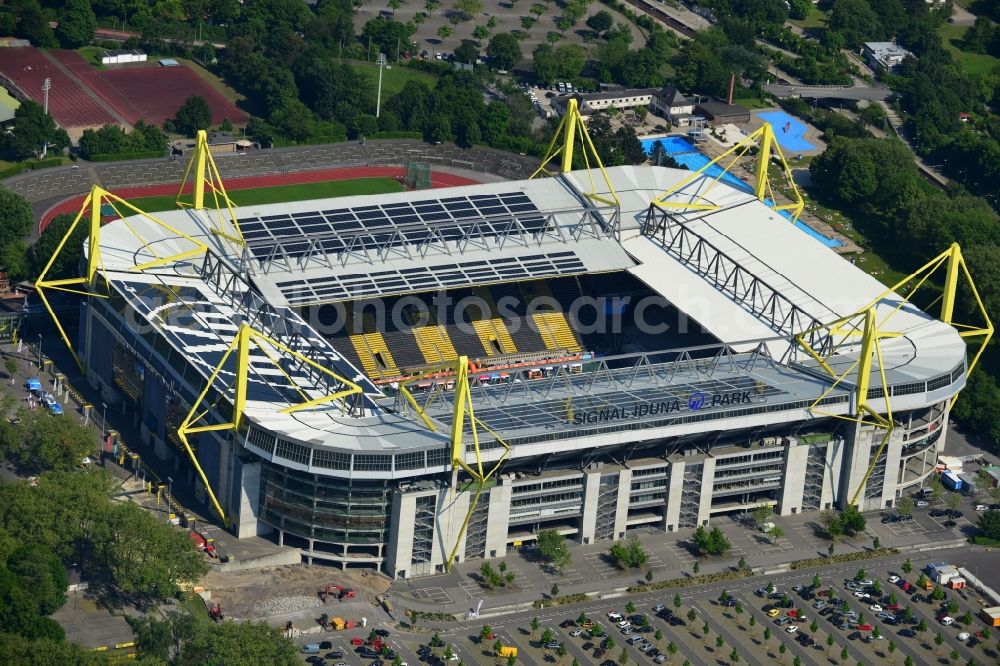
{"left": 100, "top": 49, "right": 147, "bottom": 65}
{"left": 862, "top": 42, "right": 913, "bottom": 72}
{"left": 551, "top": 88, "right": 659, "bottom": 117}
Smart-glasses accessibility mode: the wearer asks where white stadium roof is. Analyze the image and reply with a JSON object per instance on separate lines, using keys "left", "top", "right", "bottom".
{"left": 90, "top": 164, "right": 967, "bottom": 453}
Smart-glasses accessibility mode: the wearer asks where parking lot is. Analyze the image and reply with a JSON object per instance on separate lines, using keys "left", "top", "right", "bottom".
{"left": 382, "top": 548, "right": 998, "bottom": 666}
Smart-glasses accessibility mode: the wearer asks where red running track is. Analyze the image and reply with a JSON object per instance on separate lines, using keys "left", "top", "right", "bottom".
{"left": 51, "top": 50, "right": 248, "bottom": 127}
{"left": 0, "top": 48, "right": 116, "bottom": 127}
{"left": 39, "top": 165, "right": 480, "bottom": 233}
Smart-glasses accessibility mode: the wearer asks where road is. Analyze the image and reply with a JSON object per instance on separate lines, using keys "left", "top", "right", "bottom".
{"left": 764, "top": 83, "right": 892, "bottom": 101}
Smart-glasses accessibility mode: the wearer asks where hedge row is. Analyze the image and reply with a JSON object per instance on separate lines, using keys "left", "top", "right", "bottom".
{"left": 626, "top": 568, "right": 755, "bottom": 594}
{"left": 533, "top": 592, "right": 590, "bottom": 608}
{"left": 0, "top": 157, "right": 63, "bottom": 180}
{"left": 789, "top": 547, "right": 900, "bottom": 570}
{"left": 369, "top": 131, "right": 423, "bottom": 140}
{"left": 87, "top": 150, "right": 166, "bottom": 162}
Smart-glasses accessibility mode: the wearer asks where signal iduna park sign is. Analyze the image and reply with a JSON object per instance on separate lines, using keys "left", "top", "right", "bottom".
{"left": 571, "top": 390, "right": 761, "bottom": 426}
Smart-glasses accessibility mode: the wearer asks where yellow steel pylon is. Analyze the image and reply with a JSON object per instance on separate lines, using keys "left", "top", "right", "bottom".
{"left": 396, "top": 357, "right": 512, "bottom": 571}
{"left": 177, "top": 323, "right": 364, "bottom": 525}
{"left": 175, "top": 129, "right": 244, "bottom": 245}
{"left": 651, "top": 123, "right": 805, "bottom": 222}
{"left": 794, "top": 243, "right": 993, "bottom": 506}
{"left": 531, "top": 98, "right": 620, "bottom": 207}
{"left": 35, "top": 185, "right": 210, "bottom": 370}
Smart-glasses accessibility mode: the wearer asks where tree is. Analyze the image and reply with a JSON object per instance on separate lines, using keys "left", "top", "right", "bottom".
{"left": 541, "top": 628, "right": 554, "bottom": 644}
{"left": 693, "top": 561, "right": 700, "bottom": 574}
{"left": 550, "top": 583, "right": 559, "bottom": 597}
{"left": 609, "top": 536, "right": 647, "bottom": 569}
{"left": 749, "top": 615, "right": 755, "bottom": 627}
{"left": 172, "top": 96, "right": 213, "bottom": 137}
{"left": 888, "top": 640, "right": 896, "bottom": 657}
{"left": 486, "top": 32, "right": 524, "bottom": 70}
{"left": 841, "top": 647, "right": 849, "bottom": 662}
{"left": 645, "top": 569, "right": 653, "bottom": 582}
{"left": 752, "top": 503, "right": 773, "bottom": 527}
{"left": 174, "top": 620, "right": 298, "bottom": 666}
{"left": 480, "top": 625, "right": 493, "bottom": 642}
{"left": 764, "top": 627, "right": 771, "bottom": 641}
{"left": 812, "top": 574, "right": 822, "bottom": 589}
{"left": 716, "top": 635, "right": 724, "bottom": 649}
{"left": 451, "top": 0, "right": 482, "bottom": 20}
{"left": 618, "top": 647, "right": 629, "bottom": 665}
{"left": 454, "top": 42, "right": 479, "bottom": 65}
{"left": 779, "top": 643, "right": 786, "bottom": 657}
{"left": 536, "top": 529, "right": 571, "bottom": 570}
{"left": 947, "top": 492, "right": 962, "bottom": 514}
{"left": 897, "top": 496, "right": 914, "bottom": 518}
{"left": 978, "top": 510, "right": 1000, "bottom": 540}
{"left": 703, "top": 622, "right": 709, "bottom": 637}
{"left": 587, "top": 10, "right": 614, "bottom": 35}
{"left": 841, "top": 505, "right": 866, "bottom": 534}
{"left": 767, "top": 526, "right": 784, "bottom": 543}
{"left": 444, "top": 645, "right": 454, "bottom": 660}
{"left": 792, "top": 657, "right": 801, "bottom": 666}
{"left": 902, "top": 558, "right": 912, "bottom": 574}
{"left": 55, "top": 0, "right": 96, "bottom": 48}
{"left": 557, "top": 644, "right": 567, "bottom": 660}
{"left": 949, "top": 649, "right": 959, "bottom": 662}
{"left": 493, "top": 639, "right": 503, "bottom": 654}
{"left": 673, "top": 593, "right": 682, "bottom": 609}
{"left": 916, "top": 618, "right": 927, "bottom": 633}
{"left": 687, "top": 608, "right": 697, "bottom": 623}
{"left": 730, "top": 647, "right": 740, "bottom": 663}
{"left": 1, "top": 100, "right": 68, "bottom": 160}
{"left": 903, "top": 657, "right": 914, "bottom": 666}
{"left": 530, "top": 616, "right": 540, "bottom": 635}
{"left": 932, "top": 585, "right": 945, "bottom": 601}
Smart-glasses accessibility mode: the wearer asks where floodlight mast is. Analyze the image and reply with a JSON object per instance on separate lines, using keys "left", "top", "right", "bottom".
{"left": 376, "top": 53, "right": 388, "bottom": 118}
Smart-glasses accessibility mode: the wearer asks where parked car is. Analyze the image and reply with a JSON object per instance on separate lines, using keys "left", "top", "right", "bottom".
{"left": 887, "top": 575, "right": 900, "bottom": 584}
{"left": 569, "top": 629, "right": 582, "bottom": 637}
{"left": 545, "top": 641, "right": 562, "bottom": 650}
{"left": 899, "top": 629, "right": 917, "bottom": 638}
{"left": 785, "top": 625, "right": 798, "bottom": 634}
{"left": 652, "top": 604, "right": 666, "bottom": 613}
{"left": 916, "top": 500, "right": 929, "bottom": 507}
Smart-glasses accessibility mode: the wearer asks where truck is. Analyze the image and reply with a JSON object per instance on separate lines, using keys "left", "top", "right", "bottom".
{"left": 941, "top": 470, "right": 963, "bottom": 491}
{"left": 496, "top": 646, "right": 518, "bottom": 658}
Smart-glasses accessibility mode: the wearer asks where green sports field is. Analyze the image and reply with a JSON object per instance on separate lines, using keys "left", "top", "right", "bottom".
{"left": 129, "top": 177, "right": 405, "bottom": 213}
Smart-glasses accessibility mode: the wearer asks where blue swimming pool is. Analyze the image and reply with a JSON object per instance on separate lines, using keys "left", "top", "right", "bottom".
{"left": 756, "top": 111, "right": 816, "bottom": 153}
{"left": 640, "top": 135, "right": 841, "bottom": 248}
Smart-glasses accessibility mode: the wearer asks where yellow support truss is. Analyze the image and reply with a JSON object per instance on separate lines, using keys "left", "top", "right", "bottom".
{"left": 397, "top": 357, "right": 512, "bottom": 572}
{"left": 177, "top": 323, "right": 364, "bottom": 525}
{"left": 530, "top": 98, "right": 620, "bottom": 207}
{"left": 175, "top": 129, "right": 244, "bottom": 245}
{"left": 652, "top": 123, "right": 805, "bottom": 222}
{"left": 794, "top": 243, "right": 993, "bottom": 506}
{"left": 35, "top": 185, "right": 210, "bottom": 370}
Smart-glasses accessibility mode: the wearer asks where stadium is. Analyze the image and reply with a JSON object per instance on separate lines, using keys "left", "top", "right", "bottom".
{"left": 37, "top": 103, "right": 991, "bottom": 579}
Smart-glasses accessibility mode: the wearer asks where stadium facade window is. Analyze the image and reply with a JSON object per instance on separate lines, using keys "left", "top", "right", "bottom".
{"left": 426, "top": 448, "right": 450, "bottom": 467}
{"left": 312, "top": 448, "right": 351, "bottom": 470}
{"left": 246, "top": 426, "right": 277, "bottom": 455}
{"left": 275, "top": 438, "right": 312, "bottom": 466}
{"left": 354, "top": 454, "right": 392, "bottom": 472}
{"left": 395, "top": 451, "right": 426, "bottom": 471}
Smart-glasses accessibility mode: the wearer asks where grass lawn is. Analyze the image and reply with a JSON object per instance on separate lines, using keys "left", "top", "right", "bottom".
{"left": 179, "top": 57, "right": 247, "bottom": 108}
{"left": 348, "top": 60, "right": 438, "bottom": 98}
{"left": 788, "top": 8, "right": 829, "bottom": 31}
{"left": 76, "top": 46, "right": 107, "bottom": 68}
{"left": 735, "top": 97, "right": 773, "bottom": 110}
{"left": 131, "top": 177, "right": 404, "bottom": 213}
{"left": 177, "top": 591, "right": 212, "bottom": 626}
{"left": 937, "top": 23, "right": 1000, "bottom": 75}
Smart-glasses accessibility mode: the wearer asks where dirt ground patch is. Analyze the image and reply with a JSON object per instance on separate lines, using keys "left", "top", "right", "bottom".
{"left": 203, "top": 564, "right": 391, "bottom": 620}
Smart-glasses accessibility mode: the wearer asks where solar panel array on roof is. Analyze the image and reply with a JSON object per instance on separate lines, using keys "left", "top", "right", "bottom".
{"left": 275, "top": 251, "right": 587, "bottom": 304}
{"left": 238, "top": 192, "right": 545, "bottom": 262}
